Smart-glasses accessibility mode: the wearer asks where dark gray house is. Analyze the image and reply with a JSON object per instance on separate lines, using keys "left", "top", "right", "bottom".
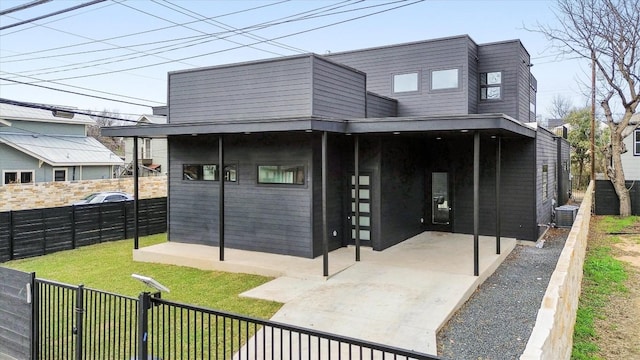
{"left": 104, "top": 35, "right": 570, "bottom": 265}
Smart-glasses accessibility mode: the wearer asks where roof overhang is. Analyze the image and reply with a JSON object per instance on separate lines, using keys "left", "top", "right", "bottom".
{"left": 101, "top": 114, "right": 536, "bottom": 139}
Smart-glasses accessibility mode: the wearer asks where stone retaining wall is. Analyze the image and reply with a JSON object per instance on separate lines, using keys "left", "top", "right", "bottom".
{"left": 0, "top": 176, "right": 167, "bottom": 211}
{"left": 520, "top": 181, "right": 593, "bottom": 360}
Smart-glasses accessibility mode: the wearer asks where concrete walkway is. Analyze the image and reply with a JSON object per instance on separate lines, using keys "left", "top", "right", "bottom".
{"left": 133, "top": 232, "right": 515, "bottom": 355}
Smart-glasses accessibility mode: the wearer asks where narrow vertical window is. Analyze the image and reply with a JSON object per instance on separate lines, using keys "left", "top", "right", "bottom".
{"left": 480, "top": 71, "right": 502, "bottom": 100}
{"left": 542, "top": 164, "right": 548, "bottom": 200}
{"left": 634, "top": 129, "right": 640, "bottom": 156}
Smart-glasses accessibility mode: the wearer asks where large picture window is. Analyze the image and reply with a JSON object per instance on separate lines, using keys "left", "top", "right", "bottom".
{"left": 431, "top": 68, "right": 459, "bottom": 90}
{"left": 480, "top": 71, "right": 502, "bottom": 100}
{"left": 258, "top": 165, "right": 305, "bottom": 185}
{"left": 3, "top": 170, "right": 34, "bottom": 185}
{"left": 183, "top": 164, "right": 237, "bottom": 182}
{"left": 634, "top": 129, "right": 640, "bottom": 156}
{"left": 393, "top": 72, "right": 419, "bottom": 93}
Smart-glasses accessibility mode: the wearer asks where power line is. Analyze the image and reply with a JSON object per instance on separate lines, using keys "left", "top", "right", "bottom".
{"left": 0, "top": 98, "right": 139, "bottom": 123}
{"left": 0, "top": 0, "right": 107, "bottom": 31}
{"left": 8, "top": 0, "right": 418, "bottom": 84}
{"left": 0, "top": 70, "right": 164, "bottom": 105}
{"left": 0, "top": 78, "right": 158, "bottom": 108}
{"left": 0, "top": 0, "right": 52, "bottom": 16}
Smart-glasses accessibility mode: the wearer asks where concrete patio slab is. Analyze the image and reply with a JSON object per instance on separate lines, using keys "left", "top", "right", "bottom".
{"left": 133, "top": 232, "right": 516, "bottom": 355}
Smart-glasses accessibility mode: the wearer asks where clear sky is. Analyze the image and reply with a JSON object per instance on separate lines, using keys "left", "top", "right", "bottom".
{"left": 0, "top": 0, "right": 593, "bottom": 121}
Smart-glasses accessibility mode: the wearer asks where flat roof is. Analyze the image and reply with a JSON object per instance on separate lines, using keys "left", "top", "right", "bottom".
{"left": 102, "top": 114, "right": 536, "bottom": 139}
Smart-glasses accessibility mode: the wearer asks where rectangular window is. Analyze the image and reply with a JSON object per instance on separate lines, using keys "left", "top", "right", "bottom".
{"left": 3, "top": 170, "right": 34, "bottom": 185}
{"left": 431, "top": 68, "right": 459, "bottom": 90}
{"left": 393, "top": 72, "right": 419, "bottom": 93}
{"left": 54, "top": 169, "right": 67, "bottom": 182}
{"left": 183, "top": 164, "right": 237, "bottom": 182}
{"left": 542, "top": 164, "right": 548, "bottom": 200}
{"left": 258, "top": 165, "right": 305, "bottom": 185}
{"left": 142, "top": 138, "right": 152, "bottom": 159}
{"left": 480, "top": 71, "right": 502, "bottom": 100}
{"left": 634, "top": 130, "right": 640, "bottom": 156}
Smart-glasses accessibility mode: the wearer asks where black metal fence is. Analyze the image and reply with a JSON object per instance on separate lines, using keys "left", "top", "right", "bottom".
{"left": 595, "top": 179, "right": 640, "bottom": 215}
{"left": 1, "top": 268, "right": 440, "bottom": 360}
{"left": 0, "top": 198, "right": 167, "bottom": 262}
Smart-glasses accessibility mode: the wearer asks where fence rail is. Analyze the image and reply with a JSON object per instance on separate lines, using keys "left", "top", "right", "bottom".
{"left": 0, "top": 198, "right": 167, "bottom": 262}
{"left": 1, "top": 268, "right": 440, "bottom": 360}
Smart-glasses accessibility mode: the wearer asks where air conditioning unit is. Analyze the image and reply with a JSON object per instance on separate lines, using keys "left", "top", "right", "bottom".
{"left": 555, "top": 205, "right": 579, "bottom": 228}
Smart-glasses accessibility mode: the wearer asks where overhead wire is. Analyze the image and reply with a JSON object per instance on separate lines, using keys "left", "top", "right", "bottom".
{"left": 0, "top": 98, "right": 140, "bottom": 123}
{"left": 6, "top": 0, "right": 416, "bottom": 83}
{"left": 0, "top": 0, "right": 107, "bottom": 31}
{"left": 0, "top": 0, "right": 52, "bottom": 16}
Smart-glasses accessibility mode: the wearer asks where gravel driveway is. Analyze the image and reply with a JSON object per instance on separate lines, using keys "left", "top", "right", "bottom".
{"left": 437, "top": 227, "right": 570, "bottom": 359}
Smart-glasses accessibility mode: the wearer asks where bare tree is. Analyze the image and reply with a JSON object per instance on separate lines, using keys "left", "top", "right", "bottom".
{"left": 548, "top": 94, "right": 574, "bottom": 121}
{"left": 537, "top": 0, "right": 640, "bottom": 216}
{"left": 89, "top": 109, "right": 124, "bottom": 155}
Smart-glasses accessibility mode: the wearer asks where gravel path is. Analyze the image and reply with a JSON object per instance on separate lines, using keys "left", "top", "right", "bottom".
{"left": 437, "top": 227, "right": 570, "bottom": 359}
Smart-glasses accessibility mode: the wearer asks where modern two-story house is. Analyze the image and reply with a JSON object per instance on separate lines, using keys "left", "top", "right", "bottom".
{"left": 0, "top": 102, "right": 123, "bottom": 185}
{"left": 103, "top": 35, "right": 570, "bottom": 262}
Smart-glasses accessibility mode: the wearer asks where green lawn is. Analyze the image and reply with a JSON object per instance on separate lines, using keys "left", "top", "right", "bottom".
{"left": 3, "top": 234, "right": 282, "bottom": 319}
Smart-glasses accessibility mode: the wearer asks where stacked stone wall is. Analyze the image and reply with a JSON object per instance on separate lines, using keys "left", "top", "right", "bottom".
{"left": 520, "top": 181, "right": 593, "bottom": 360}
{"left": 0, "top": 176, "right": 167, "bottom": 211}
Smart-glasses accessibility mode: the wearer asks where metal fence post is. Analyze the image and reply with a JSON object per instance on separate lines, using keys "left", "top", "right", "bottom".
{"left": 71, "top": 206, "right": 76, "bottom": 249}
{"left": 137, "top": 292, "right": 150, "bottom": 360}
{"left": 75, "top": 285, "right": 84, "bottom": 360}
{"left": 30, "top": 273, "right": 37, "bottom": 360}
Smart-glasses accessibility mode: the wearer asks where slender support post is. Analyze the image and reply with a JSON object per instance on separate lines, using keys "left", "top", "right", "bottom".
{"left": 473, "top": 132, "right": 480, "bottom": 276}
{"left": 322, "top": 132, "right": 329, "bottom": 277}
{"left": 137, "top": 292, "right": 150, "bottom": 360}
{"left": 74, "top": 285, "right": 84, "bottom": 360}
{"left": 496, "top": 136, "right": 501, "bottom": 255}
{"left": 354, "top": 135, "right": 360, "bottom": 262}
{"left": 133, "top": 136, "right": 139, "bottom": 250}
{"left": 219, "top": 135, "right": 225, "bottom": 261}
{"left": 30, "top": 272, "right": 38, "bottom": 360}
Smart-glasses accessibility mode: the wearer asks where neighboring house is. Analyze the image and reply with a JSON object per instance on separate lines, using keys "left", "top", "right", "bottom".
{"left": 122, "top": 106, "right": 168, "bottom": 176}
{"left": 104, "top": 35, "right": 571, "bottom": 259}
{"left": 621, "top": 113, "right": 640, "bottom": 181}
{"left": 0, "top": 102, "right": 123, "bottom": 185}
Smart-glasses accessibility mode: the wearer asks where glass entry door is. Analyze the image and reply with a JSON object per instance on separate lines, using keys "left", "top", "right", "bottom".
{"left": 351, "top": 174, "right": 371, "bottom": 244}
{"left": 432, "top": 172, "right": 450, "bottom": 225}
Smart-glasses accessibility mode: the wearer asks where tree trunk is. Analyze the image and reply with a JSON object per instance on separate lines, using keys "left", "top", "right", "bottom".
{"left": 608, "top": 130, "right": 632, "bottom": 216}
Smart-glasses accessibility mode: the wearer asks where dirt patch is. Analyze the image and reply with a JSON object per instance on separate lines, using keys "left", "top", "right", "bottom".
{"left": 592, "top": 217, "right": 640, "bottom": 359}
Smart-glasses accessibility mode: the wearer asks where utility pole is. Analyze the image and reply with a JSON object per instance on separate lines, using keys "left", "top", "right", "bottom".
{"left": 590, "top": 51, "right": 596, "bottom": 182}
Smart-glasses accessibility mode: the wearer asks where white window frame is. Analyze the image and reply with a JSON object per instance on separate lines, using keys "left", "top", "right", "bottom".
{"left": 634, "top": 129, "right": 640, "bottom": 156}
{"left": 53, "top": 168, "right": 68, "bottom": 182}
{"left": 3, "top": 170, "right": 35, "bottom": 185}
{"left": 141, "top": 138, "right": 152, "bottom": 159}
{"left": 430, "top": 68, "right": 460, "bottom": 91}
{"left": 392, "top": 72, "right": 420, "bottom": 93}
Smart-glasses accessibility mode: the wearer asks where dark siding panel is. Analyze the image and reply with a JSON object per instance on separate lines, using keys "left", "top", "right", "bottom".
{"left": 452, "top": 137, "right": 537, "bottom": 240}
{"left": 558, "top": 138, "right": 571, "bottom": 205}
{"left": 169, "top": 134, "right": 314, "bottom": 257}
{"left": 468, "top": 39, "right": 479, "bottom": 114}
{"left": 168, "top": 57, "right": 312, "bottom": 123}
{"left": 517, "top": 44, "right": 534, "bottom": 121}
{"left": 477, "top": 41, "right": 520, "bottom": 119}
{"left": 312, "top": 134, "right": 347, "bottom": 257}
{"left": 595, "top": 180, "right": 640, "bottom": 215}
{"left": 327, "top": 36, "right": 471, "bottom": 117}
{"left": 536, "top": 128, "right": 558, "bottom": 226}
{"left": 312, "top": 57, "right": 366, "bottom": 118}
{"left": 378, "top": 137, "right": 424, "bottom": 250}
{"left": 366, "top": 92, "right": 397, "bottom": 117}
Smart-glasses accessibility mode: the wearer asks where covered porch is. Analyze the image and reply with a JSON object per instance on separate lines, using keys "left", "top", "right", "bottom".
{"left": 132, "top": 231, "right": 517, "bottom": 354}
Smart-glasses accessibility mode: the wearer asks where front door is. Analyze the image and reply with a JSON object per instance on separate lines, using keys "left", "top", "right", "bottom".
{"left": 428, "top": 171, "right": 452, "bottom": 231}
{"left": 351, "top": 174, "right": 372, "bottom": 245}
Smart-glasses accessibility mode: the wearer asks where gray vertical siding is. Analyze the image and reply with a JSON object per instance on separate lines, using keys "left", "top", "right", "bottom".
{"left": 327, "top": 36, "right": 472, "bottom": 117}
{"left": 0, "top": 267, "right": 32, "bottom": 360}
{"left": 517, "top": 44, "right": 534, "bottom": 122}
{"left": 168, "top": 134, "right": 315, "bottom": 257}
{"left": 366, "top": 92, "right": 397, "bottom": 118}
{"left": 558, "top": 138, "right": 571, "bottom": 205}
{"left": 311, "top": 57, "right": 366, "bottom": 118}
{"left": 168, "top": 56, "right": 313, "bottom": 123}
{"left": 467, "top": 38, "right": 479, "bottom": 114}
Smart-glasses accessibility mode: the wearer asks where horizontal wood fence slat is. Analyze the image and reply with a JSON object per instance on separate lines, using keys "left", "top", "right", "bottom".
{"left": 0, "top": 198, "right": 167, "bottom": 262}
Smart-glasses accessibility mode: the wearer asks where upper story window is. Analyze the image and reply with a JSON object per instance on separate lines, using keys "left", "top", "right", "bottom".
{"left": 258, "top": 165, "right": 305, "bottom": 185}
{"left": 183, "top": 164, "right": 237, "bottom": 182}
{"left": 634, "top": 129, "right": 640, "bottom": 156}
{"left": 480, "top": 71, "right": 502, "bottom": 100}
{"left": 393, "top": 73, "right": 419, "bottom": 93}
{"left": 430, "top": 68, "right": 459, "bottom": 90}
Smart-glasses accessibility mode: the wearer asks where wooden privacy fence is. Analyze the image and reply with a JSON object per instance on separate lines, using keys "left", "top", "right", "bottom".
{"left": 0, "top": 198, "right": 167, "bottom": 262}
